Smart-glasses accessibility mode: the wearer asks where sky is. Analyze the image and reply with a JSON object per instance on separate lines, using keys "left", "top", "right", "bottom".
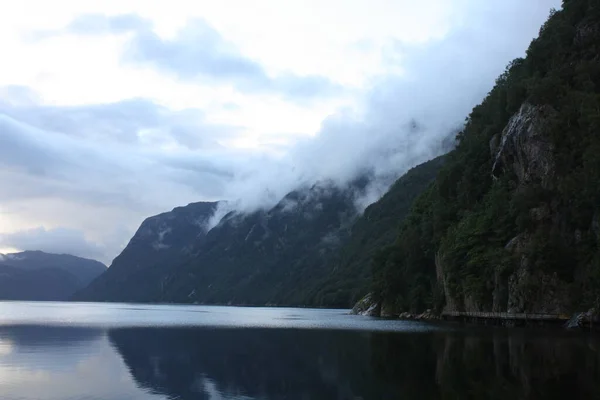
{"left": 0, "top": 0, "right": 561, "bottom": 264}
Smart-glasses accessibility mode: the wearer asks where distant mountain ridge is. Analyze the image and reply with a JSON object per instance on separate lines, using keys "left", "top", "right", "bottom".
{"left": 0, "top": 251, "right": 106, "bottom": 301}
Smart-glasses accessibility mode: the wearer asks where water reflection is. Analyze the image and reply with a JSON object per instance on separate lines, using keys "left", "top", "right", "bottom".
{"left": 0, "top": 325, "right": 101, "bottom": 347}
{"left": 0, "top": 326, "right": 165, "bottom": 400}
{"left": 0, "top": 324, "right": 599, "bottom": 400}
{"left": 109, "top": 328, "right": 380, "bottom": 399}
{"left": 109, "top": 327, "right": 600, "bottom": 400}
{"left": 372, "top": 330, "right": 600, "bottom": 399}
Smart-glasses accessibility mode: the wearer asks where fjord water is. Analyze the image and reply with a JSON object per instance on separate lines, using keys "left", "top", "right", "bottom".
{"left": 0, "top": 302, "right": 598, "bottom": 400}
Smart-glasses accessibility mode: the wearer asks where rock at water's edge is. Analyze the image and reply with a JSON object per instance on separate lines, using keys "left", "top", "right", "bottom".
{"left": 564, "top": 308, "right": 598, "bottom": 330}
{"left": 351, "top": 293, "right": 379, "bottom": 316}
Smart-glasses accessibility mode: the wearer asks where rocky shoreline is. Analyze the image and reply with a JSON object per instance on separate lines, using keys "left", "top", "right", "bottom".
{"left": 350, "top": 293, "right": 440, "bottom": 321}
{"left": 351, "top": 293, "right": 598, "bottom": 329}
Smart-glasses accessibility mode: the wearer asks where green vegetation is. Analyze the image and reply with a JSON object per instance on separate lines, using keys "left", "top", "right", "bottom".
{"left": 307, "top": 156, "right": 445, "bottom": 307}
{"left": 157, "top": 160, "right": 443, "bottom": 307}
{"left": 372, "top": 0, "right": 600, "bottom": 314}
{"left": 75, "top": 158, "right": 444, "bottom": 307}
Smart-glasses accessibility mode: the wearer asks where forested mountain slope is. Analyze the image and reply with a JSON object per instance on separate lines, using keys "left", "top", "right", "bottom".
{"left": 74, "top": 157, "right": 444, "bottom": 306}
{"left": 157, "top": 181, "right": 362, "bottom": 305}
{"left": 306, "top": 156, "right": 445, "bottom": 307}
{"left": 371, "top": 0, "right": 600, "bottom": 316}
{"left": 73, "top": 202, "right": 219, "bottom": 302}
{"left": 75, "top": 182, "right": 363, "bottom": 304}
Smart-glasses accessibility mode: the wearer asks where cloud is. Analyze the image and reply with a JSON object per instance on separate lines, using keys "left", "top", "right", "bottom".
{"left": 0, "top": 0, "right": 561, "bottom": 263}
{"left": 44, "top": 14, "right": 344, "bottom": 102}
{"left": 0, "top": 106, "right": 240, "bottom": 208}
{"left": 207, "top": 0, "right": 561, "bottom": 212}
{"left": 0, "top": 227, "right": 106, "bottom": 261}
{"left": 66, "top": 13, "right": 150, "bottom": 35}
{"left": 0, "top": 92, "right": 239, "bottom": 149}
{"left": 0, "top": 97, "right": 246, "bottom": 263}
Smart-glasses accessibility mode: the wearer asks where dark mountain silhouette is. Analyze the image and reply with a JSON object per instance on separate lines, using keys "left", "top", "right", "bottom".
{"left": 74, "top": 161, "right": 442, "bottom": 306}
{"left": 0, "top": 250, "right": 106, "bottom": 300}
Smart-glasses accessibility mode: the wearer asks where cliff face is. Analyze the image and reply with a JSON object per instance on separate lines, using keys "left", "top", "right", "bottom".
{"left": 491, "top": 103, "right": 556, "bottom": 189}
{"left": 372, "top": 0, "right": 600, "bottom": 316}
{"left": 440, "top": 103, "right": 569, "bottom": 314}
{"left": 493, "top": 104, "right": 565, "bottom": 313}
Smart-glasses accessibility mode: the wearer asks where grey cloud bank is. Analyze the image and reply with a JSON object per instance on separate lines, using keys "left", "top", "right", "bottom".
{"left": 0, "top": 0, "right": 560, "bottom": 263}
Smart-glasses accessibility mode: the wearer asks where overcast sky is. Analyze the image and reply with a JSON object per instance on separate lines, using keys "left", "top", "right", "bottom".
{"left": 0, "top": 0, "right": 561, "bottom": 264}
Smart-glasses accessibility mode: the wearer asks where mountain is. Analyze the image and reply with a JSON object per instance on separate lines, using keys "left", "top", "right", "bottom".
{"left": 72, "top": 201, "right": 219, "bottom": 302}
{"left": 76, "top": 4, "right": 600, "bottom": 312}
{"left": 305, "top": 155, "right": 446, "bottom": 307}
{"left": 369, "top": 0, "right": 600, "bottom": 316}
{"left": 74, "top": 156, "right": 444, "bottom": 306}
{"left": 0, "top": 251, "right": 106, "bottom": 301}
{"left": 161, "top": 181, "right": 363, "bottom": 306}
{"left": 75, "top": 182, "right": 362, "bottom": 304}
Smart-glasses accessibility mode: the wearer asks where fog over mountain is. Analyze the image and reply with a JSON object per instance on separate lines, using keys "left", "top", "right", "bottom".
{"left": 0, "top": 0, "right": 560, "bottom": 264}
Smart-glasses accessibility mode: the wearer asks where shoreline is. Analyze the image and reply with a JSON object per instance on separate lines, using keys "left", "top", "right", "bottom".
{"left": 351, "top": 295, "right": 598, "bottom": 331}
{"left": 371, "top": 310, "right": 599, "bottom": 332}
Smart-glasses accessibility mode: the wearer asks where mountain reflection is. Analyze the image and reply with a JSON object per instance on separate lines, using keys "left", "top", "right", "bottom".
{"left": 108, "top": 327, "right": 600, "bottom": 400}
{"left": 0, "top": 325, "right": 162, "bottom": 400}
{"left": 0, "top": 325, "right": 102, "bottom": 349}
{"left": 109, "top": 328, "right": 378, "bottom": 399}
{"left": 372, "top": 330, "right": 600, "bottom": 399}
{"left": 0, "top": 325, "right": 104, "bottom": 373}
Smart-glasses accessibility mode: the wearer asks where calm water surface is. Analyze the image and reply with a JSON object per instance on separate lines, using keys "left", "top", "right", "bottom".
{"left": 0, "top": 302, "right": 598, "bottom": 399}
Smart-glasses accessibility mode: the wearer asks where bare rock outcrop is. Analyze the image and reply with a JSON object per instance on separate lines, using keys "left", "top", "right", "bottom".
{"left": 491, "top": 103, "right": 556, "bottom": 189}
{"left": 564, "top": 308, "right": 599, "bottom": 329}
{"left": 351, "top": 293, "right": 379, "bottom": 316}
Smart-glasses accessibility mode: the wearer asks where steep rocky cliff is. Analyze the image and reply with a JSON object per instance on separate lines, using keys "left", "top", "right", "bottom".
{"left": 491, "top": 103, "right": 556, "bottom": 188}
{"left": 440, "top": 103, "right": 570, "bottom": 315}
{"left": 372, "top": 0, "right": 600, "bottom": 316}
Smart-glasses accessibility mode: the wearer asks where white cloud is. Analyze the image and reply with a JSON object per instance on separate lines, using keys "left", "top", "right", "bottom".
{"left": 0, "top": 0, "right": 561, "bottom": 264}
